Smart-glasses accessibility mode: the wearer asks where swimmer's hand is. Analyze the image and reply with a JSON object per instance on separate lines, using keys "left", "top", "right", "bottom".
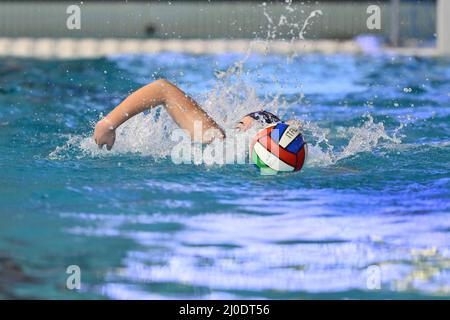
{"left": 93, "top": 119, "right": 116, "bottom": 150}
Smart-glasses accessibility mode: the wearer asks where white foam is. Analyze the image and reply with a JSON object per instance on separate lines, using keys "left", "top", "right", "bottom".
{"left": 49, "top": 63, "right": 403, "bottom": 167}
{"left": 48, "top": 5, "right": 402, "bottom": 167}
{"left": 304, "top": 115, "right": 402, "bottom": 167}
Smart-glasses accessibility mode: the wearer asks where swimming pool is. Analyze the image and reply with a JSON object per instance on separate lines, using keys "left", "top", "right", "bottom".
{"left": 0, "top": 52, "right": 449, "bottom": 299}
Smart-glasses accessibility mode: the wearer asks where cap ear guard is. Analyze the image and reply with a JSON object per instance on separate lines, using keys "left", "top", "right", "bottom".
{"left": 246, "top": 111, "right": 281, "bottom": 125}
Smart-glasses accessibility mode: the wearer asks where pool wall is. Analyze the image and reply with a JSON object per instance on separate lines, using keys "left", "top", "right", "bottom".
{"left": 0, "top": 37, "right": 439, "bottom": 59}
{"left": 0, "top": 1, "right": 435, "bottom": 40}
{"left": 0, "top": 1, "right": 442, "bottom": 58}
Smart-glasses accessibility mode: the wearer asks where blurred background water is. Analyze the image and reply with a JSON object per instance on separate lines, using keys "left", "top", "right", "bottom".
{"left": 0, "top": 52, "right": 450, "bottom": 299}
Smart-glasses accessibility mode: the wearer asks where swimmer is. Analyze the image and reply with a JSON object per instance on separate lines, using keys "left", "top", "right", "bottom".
{"left": 93, "top": 79, "right": 299, "bottom": 150}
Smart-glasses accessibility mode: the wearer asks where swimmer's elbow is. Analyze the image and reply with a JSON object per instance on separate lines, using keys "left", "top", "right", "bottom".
{"left": 151, "top": 78, "right": 178, "bottom": 99}
{"left": 153, "top": 78, "right": 173, "bottom": 88}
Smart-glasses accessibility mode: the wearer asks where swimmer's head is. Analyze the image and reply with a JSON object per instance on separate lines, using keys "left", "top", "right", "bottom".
{"left": 235, "top": 110, "right": 281, "bottom": 132}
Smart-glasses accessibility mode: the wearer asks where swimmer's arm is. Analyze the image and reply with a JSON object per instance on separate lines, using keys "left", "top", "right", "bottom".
{"left": 94, "top": 79, "right": 225, "bottom": 149}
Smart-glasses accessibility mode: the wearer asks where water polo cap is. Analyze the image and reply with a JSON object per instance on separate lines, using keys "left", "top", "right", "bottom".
{"left": 246, "top": 110, "right": 281, "bottom": 126}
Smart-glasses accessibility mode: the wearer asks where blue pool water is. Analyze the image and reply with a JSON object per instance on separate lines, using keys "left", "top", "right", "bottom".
{"left": 0, "top": 52, "right": 450, "bottom": 299}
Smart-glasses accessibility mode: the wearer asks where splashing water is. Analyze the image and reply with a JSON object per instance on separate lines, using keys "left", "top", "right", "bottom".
{"left": 49, "top": 60, "right": 400, "bottom": 169}
{"left": 50, "top": 55, "right": 401, "bottom": 167}
{"left": 262, "top": 1, "right": 323, "bottom": 41}
{"left": 2, "top": 51, "right": 450, "bottom": 300}
{"left": 49, "top": 1, "right": 333, "bottom": 164}
{"left": 305, "top": 115, "right": 402, "bottom": 166}
{"left": 3, "top": 3, "right": 448, "bottom": 300}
